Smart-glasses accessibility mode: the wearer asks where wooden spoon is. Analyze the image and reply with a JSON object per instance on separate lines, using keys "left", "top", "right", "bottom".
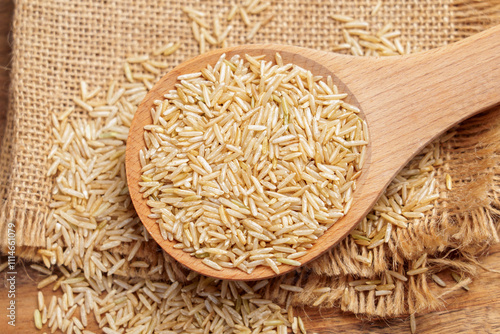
{"left": 126, "top": 25, "right": 500, "bottom": 281}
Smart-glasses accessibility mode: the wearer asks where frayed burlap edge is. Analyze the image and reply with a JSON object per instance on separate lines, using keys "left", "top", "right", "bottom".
{"left": 0, "top": 2, "right": 50, "bottom": 249}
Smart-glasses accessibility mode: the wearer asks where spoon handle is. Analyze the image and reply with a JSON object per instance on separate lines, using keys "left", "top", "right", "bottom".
{"left": 328, "top": 24, "right": 500, "bottom": 171}
{"left": 293, "top": 25, "right": 499, "bottom": 212}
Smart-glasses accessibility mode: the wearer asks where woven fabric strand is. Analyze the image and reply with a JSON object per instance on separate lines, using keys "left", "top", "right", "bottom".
{"left": 1, "top": 0, "right": 500, "bottom": 321}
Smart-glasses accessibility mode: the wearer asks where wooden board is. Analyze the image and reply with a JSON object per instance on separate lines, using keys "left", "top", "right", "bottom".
{"left": 1, "top": 1, "right": 499, "bottom": 333}
{"left": 1, "top": 245, "right": 499, "bottom": 333}
{"left": 0, "top": 0, "right": 12, "bottom": 137}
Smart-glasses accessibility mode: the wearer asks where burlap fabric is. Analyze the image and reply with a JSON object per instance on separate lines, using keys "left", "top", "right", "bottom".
{"left": 2, "top": 0, "right": 500, "bottom": 319}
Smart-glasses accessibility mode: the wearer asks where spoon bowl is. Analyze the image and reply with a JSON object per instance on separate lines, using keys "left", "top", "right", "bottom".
{"left": 126, "top": 25, "right": 500, "bottom": 280}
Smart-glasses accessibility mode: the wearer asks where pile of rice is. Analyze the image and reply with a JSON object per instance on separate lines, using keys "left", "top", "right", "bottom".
{"left": 139, "top": 52, "right": 368, "bottom": 274}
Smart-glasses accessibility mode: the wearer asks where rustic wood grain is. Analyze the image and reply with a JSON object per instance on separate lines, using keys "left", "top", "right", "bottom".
{"left": 0, "top": 0, "right": 12, "bottom": 137}
{"left": 1, "top": 2, "right": 499, "bottom": 333}
{"left": 125, "top": 26, "right": 500, "bottom": 280}
{"left": 2, "top": 244, "right": 499, "bottom": 333}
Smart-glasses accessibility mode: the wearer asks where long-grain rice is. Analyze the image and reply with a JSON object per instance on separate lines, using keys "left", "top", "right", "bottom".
{"left": 140, "top": 53, "right": 367, "bottom": 274}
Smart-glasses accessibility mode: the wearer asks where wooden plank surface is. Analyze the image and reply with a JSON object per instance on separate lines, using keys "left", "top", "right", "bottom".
{"left": 2, "top": 245, "right": 499, "bottom": 333}
{"left": 0, "top": 0, "right": 12, "bottom": 137}
{"left": 0, "top": 1, "right": 499, "bottom": 333}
